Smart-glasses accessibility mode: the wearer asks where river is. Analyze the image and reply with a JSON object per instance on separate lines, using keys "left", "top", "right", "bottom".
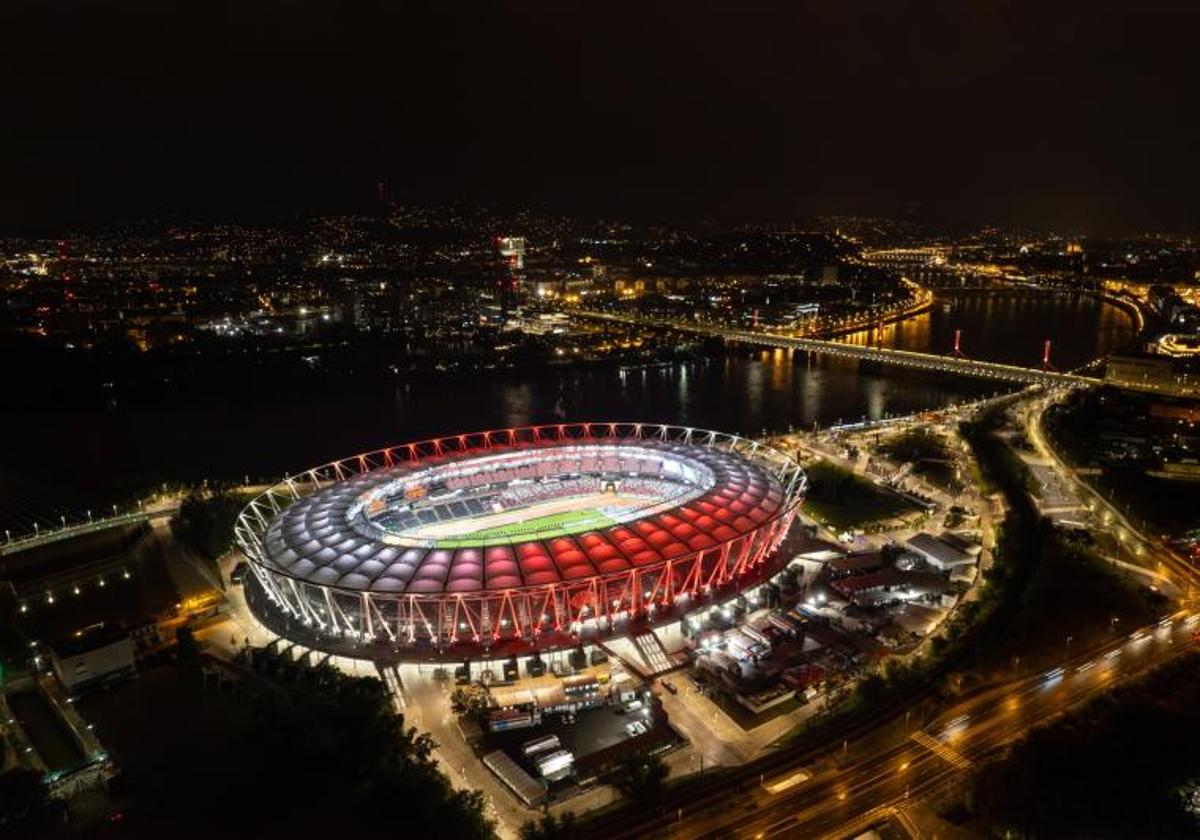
{"left": 0, "top": 290, "right": 1135, "bottom": 532}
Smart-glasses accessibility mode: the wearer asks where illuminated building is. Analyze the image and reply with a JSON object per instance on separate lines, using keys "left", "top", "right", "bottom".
{"left": 235, "top": 423, "right": 805, "bottom": 657}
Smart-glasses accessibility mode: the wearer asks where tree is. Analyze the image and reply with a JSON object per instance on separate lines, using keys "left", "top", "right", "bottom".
{"left": 613, "top": 753, "right": 668, "bottom": 805}
{"left": 451, "top": 684, "right": 490, "bottom": 715}
{"left": 854, "top": 671, "right": 887, "bottom": 704}
{"left": 175, "top": 625, "right": 199, "bottom": 660}
{"left": 246, "top": 670, "right": 495, "bottom": 837}
{"left": 0, "top": 769, "right": 64, "bottom": 833}
{"left": 170, "top": 488, "right": 243, "bottom": 561}
{"left": 520, "top": 811, "right": 578, "bottom": 840}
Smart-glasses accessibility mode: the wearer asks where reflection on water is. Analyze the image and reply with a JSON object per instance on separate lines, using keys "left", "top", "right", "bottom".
{"left": 0, "top": 290, "right": 1136, "bottom": 529}
{"left": 840, "top": 290, "right": 1135, "bottom": 370}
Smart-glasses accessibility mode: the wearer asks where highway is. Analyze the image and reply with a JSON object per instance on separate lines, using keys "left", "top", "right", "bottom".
{"left": 665, "top": 612, "right": 1199, "bottom": 839}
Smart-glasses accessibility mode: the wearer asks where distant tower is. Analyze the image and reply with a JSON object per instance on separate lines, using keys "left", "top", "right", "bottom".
{"left": 377, "top": 180, "right": 389, "bottom": 207}
{"left": 497, "top": 236, "right": 526, "bottom": 271}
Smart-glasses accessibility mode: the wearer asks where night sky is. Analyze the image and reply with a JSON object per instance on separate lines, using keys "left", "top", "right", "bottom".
{"left": 2, "top": 1, "right": 1198, "bottom": 231}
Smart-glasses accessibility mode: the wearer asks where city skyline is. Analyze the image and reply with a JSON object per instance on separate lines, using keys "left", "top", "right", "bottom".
{"left": 4, "top": 5, "right": 1200, "bottom": 838}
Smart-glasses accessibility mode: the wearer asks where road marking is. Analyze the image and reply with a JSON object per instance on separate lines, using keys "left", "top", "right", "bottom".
{"left": 910, "top": 730, "right": 972, "bottom": 770}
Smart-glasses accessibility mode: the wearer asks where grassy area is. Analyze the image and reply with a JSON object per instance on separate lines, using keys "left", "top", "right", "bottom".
{"left": 170, "top": 486, "right": 255, "bottom": 561}
{"left": 971, "top": 524, "right": 1160, "bottom": 671}
{"left": 940, "top": 409, "right": 1156, "bottom": 675}
{"left": 1044, "top": 387, "right": 1200, "bottom": 535}
{"left": 801, "top": 459, "right": 920, "bottom": 530}
{"left": 434, "top": 507, "right": 617, "bottom": 547}
{"left": 877, "top": 428, "right": 964, "bottom": 493}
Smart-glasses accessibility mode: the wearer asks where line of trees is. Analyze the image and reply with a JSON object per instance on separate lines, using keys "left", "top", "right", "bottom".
{"left": 133, "top": 660, "right": 494, "bottom": 838}
{"left": 170, "top": 486, "right": 245, "bottom": 565}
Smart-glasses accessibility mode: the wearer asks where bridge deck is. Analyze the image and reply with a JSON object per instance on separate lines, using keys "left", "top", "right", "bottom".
{"left": 0, "top": 510, "right": 175, "bottom": 558}
{"left": 581, "top": 312, "right": 1099, "bottom": 387}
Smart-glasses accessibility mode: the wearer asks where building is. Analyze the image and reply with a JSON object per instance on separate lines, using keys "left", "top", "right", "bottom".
{"left": 50, "top": 624, "right": 136, "bottom": 693}
{"left": 483, "top": 749, "right": 546, "bottom": 807}
{"left": 935, "top": 531, "right": 982, "bottom": 558}
{"left": 830, "top": 568, "right": 949, "bottom": 608}
{"left": 905, "top": 533, "right": 976, "bottom": 571}
{"left": 1105, "top": 353, "right": 1198, "bottom": 396}
{"left": 497, "top": 236, "right": 526, "bottom": 270}
{"left": 561, "top": 674, "right": 603, "bottom": 708}
{"left": 486, "top": 673, "right": 605, "bottom": 731}
{"left": 828, "top": 552, "right": 885, "bottom": 576}
{"left": 234, "top": 423, "right": 806, "bottom": 659}
{"left": 487, "top": 688, "right": 539, "bottom": 732}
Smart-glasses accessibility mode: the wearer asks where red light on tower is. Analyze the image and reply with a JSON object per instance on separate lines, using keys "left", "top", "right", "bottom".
{"left": 951, "top": 328, "right": 966, "bottom": 358}
{"left": 1042, "top": 339, "right": 1056, "bottom": 371}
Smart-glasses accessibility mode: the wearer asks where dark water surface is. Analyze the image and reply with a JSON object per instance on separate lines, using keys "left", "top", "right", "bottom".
{"left": 0, "top": 291, "right": 1134, "bottom": 531}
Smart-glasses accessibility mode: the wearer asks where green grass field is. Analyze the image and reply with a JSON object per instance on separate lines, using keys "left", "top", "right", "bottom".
{"left": 801, "top": 459, "right": 920, "bottom": 530}
{"left": 432, "top": 507, "right": 617, "bottom": 547}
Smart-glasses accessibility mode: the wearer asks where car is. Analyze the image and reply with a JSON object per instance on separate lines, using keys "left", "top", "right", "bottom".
{"left": 661, "top": 680, "right": 678, "bottom": 695}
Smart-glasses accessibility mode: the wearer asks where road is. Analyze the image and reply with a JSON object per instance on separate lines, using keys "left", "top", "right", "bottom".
{"left": 1025, "top": 392, "right": 1199, "bottom": 600}
{"left": 664, "top": 611, "right": 1198, "bottom": 839}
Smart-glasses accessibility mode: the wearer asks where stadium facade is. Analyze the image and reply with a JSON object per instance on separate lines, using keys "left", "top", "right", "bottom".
{"left": 235, "top": 423, "right": 806, "bottom": 656}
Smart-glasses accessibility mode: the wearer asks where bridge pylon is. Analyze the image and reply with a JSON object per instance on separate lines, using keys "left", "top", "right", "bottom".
{"left": 950, "top": 328, "right": 967, "bottom": 359}
{"left": 1041, "top": 338, "right": 1058, "bottom": 372}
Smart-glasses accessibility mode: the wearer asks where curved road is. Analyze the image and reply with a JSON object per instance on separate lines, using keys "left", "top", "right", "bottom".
{"left": 671, "top": 612, "right": 1197, "bottom": 839}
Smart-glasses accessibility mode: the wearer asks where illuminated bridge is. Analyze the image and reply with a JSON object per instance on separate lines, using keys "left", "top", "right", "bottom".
{"left": 1, "top": 507, "right": 177, "bottom": 558}
{"left": 580, "top": 312, "right": 1101, "bottom": 387}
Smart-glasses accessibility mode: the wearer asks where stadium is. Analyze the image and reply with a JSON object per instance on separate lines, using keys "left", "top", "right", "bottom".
{"left": 234, "top": 423, "right": 806, "bottom": 657}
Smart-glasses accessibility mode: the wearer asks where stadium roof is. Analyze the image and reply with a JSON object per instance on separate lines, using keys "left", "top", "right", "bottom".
{"left": 260, "top": 439, "right": 786, "bottom": 595}
{"left": 905, "top": 533, "right": 975, "bottom": 569}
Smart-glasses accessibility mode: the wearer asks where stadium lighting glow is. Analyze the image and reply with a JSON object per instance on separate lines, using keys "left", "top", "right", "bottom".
{"left": 234, "top": 423, "right": 806, "bottom": 655}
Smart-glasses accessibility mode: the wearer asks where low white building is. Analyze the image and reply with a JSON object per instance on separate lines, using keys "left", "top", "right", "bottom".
{"left": 50, "top": 625, "right": 136, "bottom": 693}
{"left": 950, "top": 565, "right": 978, "bottom": 585}
{"left": 905, "top": 533, "right": 976, "bottom": 571}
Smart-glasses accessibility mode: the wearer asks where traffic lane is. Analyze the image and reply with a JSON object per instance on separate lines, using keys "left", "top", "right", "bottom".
{"left": 682, "top": 740, "right": 924, "bottom": 840}
{"left": 683, "top": 616, "right": 1199, "bottom": 838}
{"left": 671, "top": 739, "right": 910, "bottom": 838}
{"left": 724, "top": 745, "right": 943, "bottom": 839}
